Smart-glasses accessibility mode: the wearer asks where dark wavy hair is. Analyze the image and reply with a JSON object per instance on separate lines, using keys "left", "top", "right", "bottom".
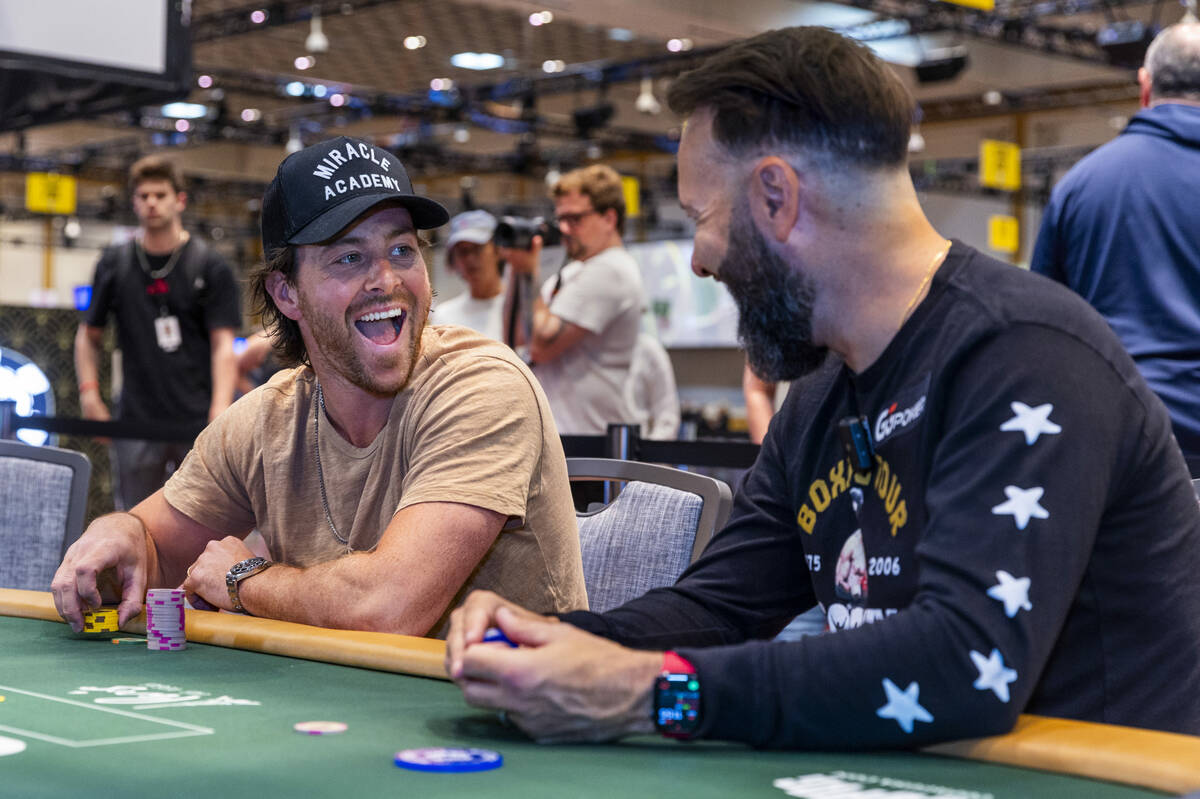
{"left": 248, "top": 246, "right": 308, "bottom": 367}
{"left": 248, "top": 230, "right": 436, "bottom": 368}
{"left": 666, "top": 26, "right": 914, "bottom": 168}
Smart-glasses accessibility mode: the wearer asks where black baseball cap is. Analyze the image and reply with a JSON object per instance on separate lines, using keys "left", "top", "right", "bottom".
{"left": 261, "top": 135, "right": 449, "bottom": 255}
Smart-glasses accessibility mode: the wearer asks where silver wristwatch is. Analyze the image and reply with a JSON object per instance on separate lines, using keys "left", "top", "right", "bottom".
{"left": 226, "top": 557, "right": 273, "bottom": 613}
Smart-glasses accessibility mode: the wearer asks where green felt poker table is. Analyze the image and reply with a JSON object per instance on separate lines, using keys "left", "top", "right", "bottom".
{"left": 3, "top": 588, "right": 1199, "bottom": 798}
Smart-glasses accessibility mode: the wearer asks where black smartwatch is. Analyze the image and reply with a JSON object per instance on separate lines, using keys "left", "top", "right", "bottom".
{"left": 654, "top": 651, "right": 701, "bottom": 739}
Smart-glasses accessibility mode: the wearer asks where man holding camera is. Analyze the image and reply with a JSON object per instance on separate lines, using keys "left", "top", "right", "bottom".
{"left": 502, "top": 165, "right": 646, "bottom": 435}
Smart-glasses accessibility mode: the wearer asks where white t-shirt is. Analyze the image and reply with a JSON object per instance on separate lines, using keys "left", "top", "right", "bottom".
{"left": 626, "top": 332, "right": 680, "bottom": 440}
{"left": 534, "top": 246, "right": 645, "bottom": 435}
{"left": 432, "top": 292, "right": 505, "bottom": 341}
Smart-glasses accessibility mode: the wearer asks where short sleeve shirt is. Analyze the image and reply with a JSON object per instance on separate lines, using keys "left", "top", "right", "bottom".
{"left": 85, "top": 238, "right": 241, "bottom": 423}
{"left": 533, "top": 246, "right": 646, "bottom": 434}
{"left": 163, "top": 325, "right": 588, "bottom": 636}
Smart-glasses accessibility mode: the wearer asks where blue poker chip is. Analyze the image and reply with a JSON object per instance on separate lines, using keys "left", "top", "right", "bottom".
{"left": 482, "top": 627, "right": 517, "bottom": 647}
{"left": 394, "top": 747, "right": 503, "bottom": 773}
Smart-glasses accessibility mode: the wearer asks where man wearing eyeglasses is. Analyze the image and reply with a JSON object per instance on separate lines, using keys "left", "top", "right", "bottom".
{"left": 502, "top": 165, "right": 647, "bottom": 435}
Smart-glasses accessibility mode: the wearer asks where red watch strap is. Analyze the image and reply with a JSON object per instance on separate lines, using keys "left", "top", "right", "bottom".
{"left": 662, "top": 651, "right": 695, "bottom": 674}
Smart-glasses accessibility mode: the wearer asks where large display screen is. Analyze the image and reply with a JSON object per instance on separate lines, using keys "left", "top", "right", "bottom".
{"left": 627, "top": 239, "right": 739, "bottom": 348}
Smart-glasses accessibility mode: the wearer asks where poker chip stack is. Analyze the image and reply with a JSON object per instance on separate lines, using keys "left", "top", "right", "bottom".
{"left": 81, "top": 608, "right": 119, "bottom": 634}
{"left": 145, "top": 589, "right": 186, "bottom": 651}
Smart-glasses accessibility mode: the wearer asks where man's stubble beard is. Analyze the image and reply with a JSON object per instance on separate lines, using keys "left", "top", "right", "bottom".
{"left": 300, "top": 289, "right": 428, "bottom": 398}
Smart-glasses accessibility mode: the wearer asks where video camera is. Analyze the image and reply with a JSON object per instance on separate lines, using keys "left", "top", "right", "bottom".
{"left": 494, "top": 216, "right": 560, "bottom": 250}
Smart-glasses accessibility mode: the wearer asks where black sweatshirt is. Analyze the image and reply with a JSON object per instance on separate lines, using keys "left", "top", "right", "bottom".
{"left": 564, "top": 243, "right": 1200, "bottom": 748}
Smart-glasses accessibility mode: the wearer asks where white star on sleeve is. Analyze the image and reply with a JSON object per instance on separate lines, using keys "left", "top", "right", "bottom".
{"left": 875, "top": 678, "right": 934, "bottom": 733}
{"left": 999, "top": 401, "right": 1062, "bottom": 446}
{"left": 970, "top": 648, "right": 1018, "bottom": 702}
{"left": 987, "top": 570, "right": 1033, "bottom": 618}
{"left": 991, "top": 485, "right": 1049, "bottom": 530}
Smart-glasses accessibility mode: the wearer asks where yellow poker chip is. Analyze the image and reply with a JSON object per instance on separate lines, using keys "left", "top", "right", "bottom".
{"left": 79, "top": 608, "right": 120, "bottom": 635}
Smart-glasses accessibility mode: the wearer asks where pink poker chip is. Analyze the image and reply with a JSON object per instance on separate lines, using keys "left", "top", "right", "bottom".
{"left": 293, "top": 721, "right": 348, "bottom": 735}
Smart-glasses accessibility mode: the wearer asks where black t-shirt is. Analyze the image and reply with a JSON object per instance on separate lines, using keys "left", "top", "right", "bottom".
{"left": 564, "top": 243, "right": 1200, "bottom": 747}
{"left": 85, "top": 238, "right": 242, "bottom": 423}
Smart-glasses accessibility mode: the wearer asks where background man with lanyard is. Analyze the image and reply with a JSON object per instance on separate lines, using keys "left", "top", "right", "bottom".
{"left": 75, "top": 155, "right": 240, "bottom": 509}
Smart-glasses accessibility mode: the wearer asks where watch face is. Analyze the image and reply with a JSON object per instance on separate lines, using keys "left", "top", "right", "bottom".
{"left": 655, "top": 673, "right": 700, "bottom": 735}
{"left": 232, "top": 557, "right": 266, "bottom": 577}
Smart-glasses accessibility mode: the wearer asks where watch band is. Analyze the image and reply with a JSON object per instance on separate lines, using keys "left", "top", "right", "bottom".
{"left": 226, "top": 557, "right": 273, "bottom": 613}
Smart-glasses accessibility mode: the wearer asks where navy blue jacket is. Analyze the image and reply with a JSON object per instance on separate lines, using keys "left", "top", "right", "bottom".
{"left": 1032, "top": 103, "right": 1200, "bottom": 475}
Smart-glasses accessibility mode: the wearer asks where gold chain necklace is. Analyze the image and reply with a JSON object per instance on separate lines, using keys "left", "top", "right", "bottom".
{"left": 897, "top": 239, "right": 951, "bottom": 331}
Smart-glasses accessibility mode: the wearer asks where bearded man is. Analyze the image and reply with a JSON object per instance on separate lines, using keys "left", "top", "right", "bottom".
{"left": 444, "top": 27, "right": 1200, "bottom": 747}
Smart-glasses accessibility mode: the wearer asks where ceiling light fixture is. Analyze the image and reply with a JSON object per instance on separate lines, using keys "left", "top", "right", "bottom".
{"left": 635, "top": 77, "right": 661, "bottom": 115}
{"left": 286, "top": 125, "right": 304, "bottom": 154}
{"left": 542, "top": 59, "right": 565, "bottom": 73}
{"left": 160, "top": 102, "right": 209, "bottom": 119}
{"left": 450, "top": 52, "right": 505, "bottom": 70}
{"left": 294, "top": 55, "right": 315, "bottom": 70}
{"left": 529, "top": 10, "right": 553, "bottom": 26}
{"left": 404, "top": 35, "right": 427, "bottom": 50}
{"left": 306, "top": 11, "right": 329, "bottom": 53}
{"left": 250, "top": 9, "right": 267, "bottom": 24}
{"left": 197, "top": 74, "right": 213, "bottom": 88}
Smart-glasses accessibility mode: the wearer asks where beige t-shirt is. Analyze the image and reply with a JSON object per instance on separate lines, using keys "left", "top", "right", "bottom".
{"left": 164, "top": 324, "right": 588, "bottom": 637}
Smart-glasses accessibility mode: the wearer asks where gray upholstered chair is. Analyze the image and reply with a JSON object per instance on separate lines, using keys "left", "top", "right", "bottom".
{"left": 567, "top": 458, "right": 732, "bottom": 614}
{"left": 0, "top": 440, "right": 91, "bottom": 590}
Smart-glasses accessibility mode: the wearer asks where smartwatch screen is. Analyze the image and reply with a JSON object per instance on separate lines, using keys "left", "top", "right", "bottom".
{"left": 655, "top": 672, "right": 700, "bottom": 735}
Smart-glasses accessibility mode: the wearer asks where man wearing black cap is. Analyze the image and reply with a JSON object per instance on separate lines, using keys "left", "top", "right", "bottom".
{"left": 51, "top": 136, "right": 588, "bottom": 638}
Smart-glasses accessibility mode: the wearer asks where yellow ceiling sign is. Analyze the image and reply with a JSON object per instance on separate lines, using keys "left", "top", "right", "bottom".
{"left": 941, "top": 0, "right": 995, "bottom": 9}
{"left": 621, "top": 175, "right": 641, "bottom": 218}
{"left": 980, "top": 139, "right": 1021, "bottom": 191}
{"left": 989, "top": 214, "right": 1020, "bottom": 254}
{"left": 26, "top": 172, "right": 78, "bottom": 215}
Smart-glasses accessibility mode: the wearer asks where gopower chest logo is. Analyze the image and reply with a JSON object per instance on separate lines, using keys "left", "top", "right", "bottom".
{"left": 872, "top": 374, "right": 931, "bottom": 445}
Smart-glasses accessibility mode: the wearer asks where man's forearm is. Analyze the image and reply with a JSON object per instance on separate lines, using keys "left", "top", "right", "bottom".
{"left": 236, "top": 553, "right": 437, "bottom": 635}
{"left": 74, "top": 325, "right": 103, "bottom": 391}
{"left": 209, "top": 330, "right": 238, "bottom": 417}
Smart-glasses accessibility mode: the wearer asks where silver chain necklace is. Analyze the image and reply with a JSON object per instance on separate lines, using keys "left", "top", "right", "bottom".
{"left": 134, "top": 235, "right": 185, "bottom": 280}
{"left": 313, "top": 382, "right": 351, "bottom": 549}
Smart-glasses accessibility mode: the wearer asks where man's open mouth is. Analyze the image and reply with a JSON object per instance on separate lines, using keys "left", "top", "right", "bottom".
{"left": 354, "top": 307, "right": 406, "bottom": 346}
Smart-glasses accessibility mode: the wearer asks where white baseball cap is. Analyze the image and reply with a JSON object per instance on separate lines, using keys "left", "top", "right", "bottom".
{"left": 446, "top": 210, "right": 497, "bottom": 249}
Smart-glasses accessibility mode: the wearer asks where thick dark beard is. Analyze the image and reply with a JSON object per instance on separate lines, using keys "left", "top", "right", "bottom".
{"left": 718, "top": 200, "right": 828, "bottom": 382}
